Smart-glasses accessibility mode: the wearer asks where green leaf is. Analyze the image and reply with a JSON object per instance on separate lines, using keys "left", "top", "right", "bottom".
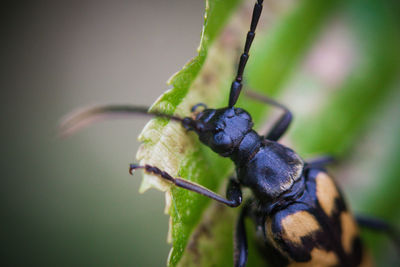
{"left": 136, "top": 0, "right": 241, "bottom": 265}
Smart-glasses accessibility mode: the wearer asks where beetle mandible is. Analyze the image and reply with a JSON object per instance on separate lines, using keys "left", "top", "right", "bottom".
{"left": 61, "top": 0, "right": 399, "bottom": 266}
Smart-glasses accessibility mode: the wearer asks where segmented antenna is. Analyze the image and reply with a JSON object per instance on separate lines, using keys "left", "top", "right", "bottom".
{"left": 228, "top": 0, "right": 264, "bottom": 107}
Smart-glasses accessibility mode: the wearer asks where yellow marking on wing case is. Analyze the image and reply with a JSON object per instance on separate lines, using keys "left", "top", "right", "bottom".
{"left": 359, "top": 250, "right": 374, "bottom": 267}
{"left": 340, "top": 211, "right": 359, "bottom": 254}
{"left": 265, "top": 217, "right": 288, "bottom": 257}
{"left": 288, "top": 248, "right": 338, "bottom": 267}
{"left": 316, "top": 172, "right": 339, "bottom": 216}
{"left": 281, "top": 211, "right": 320, "bottom": 245}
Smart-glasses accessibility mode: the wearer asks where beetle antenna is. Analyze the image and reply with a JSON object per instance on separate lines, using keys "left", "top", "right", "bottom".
{"left": 229, "top": 0, "right": 263, "bottom": 107}
{"left": 59, "top": 105, "right": 192, "bottom": 137}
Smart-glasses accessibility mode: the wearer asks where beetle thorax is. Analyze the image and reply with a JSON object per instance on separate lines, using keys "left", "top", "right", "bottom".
{"left": 230, "top": 130, "right": 262, "bottom": 165}
{"left": 237, "top": 141, "right": 305, "bottom": 201}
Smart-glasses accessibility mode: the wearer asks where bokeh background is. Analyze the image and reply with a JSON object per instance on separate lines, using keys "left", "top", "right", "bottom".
{"left": 2, "top": 0, "right": 400, "bottom": 266}
{"left": 2, "top": 0, "right": 203, "bottom": 266}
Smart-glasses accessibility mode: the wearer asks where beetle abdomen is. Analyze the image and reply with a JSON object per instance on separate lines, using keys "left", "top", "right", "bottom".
{"left": 262, "top": 169, "right": 367, "bottom": 267}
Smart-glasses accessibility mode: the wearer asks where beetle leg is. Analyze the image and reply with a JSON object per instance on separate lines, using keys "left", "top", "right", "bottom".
{"left": 245, "top": 90, "right": 289, "bottom": 111}
{"left": 244, "top": 90, "right": 292, "bottom": 141}
{"left": 356, "top": 215, "right": 400, "bottom": 251}
{"left": 264, "top": 111, "right": 293, "bottom": 141}
{"left": 130, "top": 164, "right": 242, "bottom": 207}
{"left": 306, "top": 155, "right": 337, "bottom": 169}
{"left": 234, "top": 201, "right": 250, "bottom": 267}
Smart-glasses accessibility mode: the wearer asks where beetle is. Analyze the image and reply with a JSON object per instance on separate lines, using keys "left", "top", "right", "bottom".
{"left": 61, "top": 0, "right": 399, "bottom": 266}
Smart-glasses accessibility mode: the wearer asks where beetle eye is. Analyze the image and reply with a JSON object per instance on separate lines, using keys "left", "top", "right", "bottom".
{"left": 214, "top": 124, "right": 224, "bottom": 132}
{"left": 214, "top": 132, "right": 232, "bottom": 148}
{"left": 213, "top": 121, "right": 226, "bottom": 133}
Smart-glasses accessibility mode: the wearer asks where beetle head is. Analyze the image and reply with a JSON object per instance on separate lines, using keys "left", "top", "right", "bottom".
{"left": 184, "top": 107, "right": 253, "bottom": 157}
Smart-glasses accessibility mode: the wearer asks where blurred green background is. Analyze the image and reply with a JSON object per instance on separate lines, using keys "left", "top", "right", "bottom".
{"left": 2, "top": 0, "right": 203, "bottom": 266}
{"left": 2, "top": 0, "right": 399, "bottom": 266}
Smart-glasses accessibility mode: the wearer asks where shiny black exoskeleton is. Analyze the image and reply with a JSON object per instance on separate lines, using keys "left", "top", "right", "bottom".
{"left": 192, "top": 107, "right": 303, "bottom": 202}
{"left": 133, "top": 100, "right": 369, "bottom": 266}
